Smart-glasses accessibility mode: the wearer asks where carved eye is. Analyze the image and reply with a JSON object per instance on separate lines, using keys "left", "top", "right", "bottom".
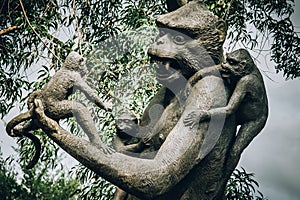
{"left": 173, "top": 35, "right": 186, "bottom": 45}
{"left": 227, "top": 58, "right": 238, "bottom": 65}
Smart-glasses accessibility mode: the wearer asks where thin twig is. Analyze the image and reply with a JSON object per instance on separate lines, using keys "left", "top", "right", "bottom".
{"left": 223, "top": 0, "right": 236, "bottom": 21}
{"left": 72, "top": 0, "right": 82, "bottom": 54}
{"left": 0, "top": 26, "right": 21, "bottom": 36}
{"left": 19, "top": 0, "right": 61, "bottom": 62}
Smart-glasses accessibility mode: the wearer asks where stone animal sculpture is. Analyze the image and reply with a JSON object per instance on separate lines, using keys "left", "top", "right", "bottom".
{"left": 110, "top": 2, "right": 228, "bottom": 194}
{"left": 31, "top": 2, "right": 233, "bottom": 199}
{"left": 7, "top": 1, "right": 268, "bottom": 199}
{"left": 6, "top": 52, "right": 112, "bottom": 168}
{"left": 184, "top": 48, "right": 268, "bottom": 161}
{"left": 112, "top": 112, "right": 147, "bottom": 154}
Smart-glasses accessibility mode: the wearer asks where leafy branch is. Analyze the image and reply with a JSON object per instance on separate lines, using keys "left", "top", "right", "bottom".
{"left": 19, "top": 0, "right": 61, "bottom": 62}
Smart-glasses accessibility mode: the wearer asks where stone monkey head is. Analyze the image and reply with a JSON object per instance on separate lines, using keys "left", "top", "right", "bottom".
{"left": 116, "top": 112, "right": 139, "bottom": 139}
{"left": 62, "top": 51, "right": 88, "bottom": 76}
{"left": 221, "top": 49, "right": 255, "bottom": 78}
{"left": 148, "top": 2, "right": 227, "bottom": 86}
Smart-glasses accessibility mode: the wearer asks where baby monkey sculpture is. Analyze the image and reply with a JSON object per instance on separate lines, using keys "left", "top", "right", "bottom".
{"left": 6, "top": 52, "right": 112, "bottom": 169}
{"left": 184, "top": 49, "right": 268, "bottom": 155}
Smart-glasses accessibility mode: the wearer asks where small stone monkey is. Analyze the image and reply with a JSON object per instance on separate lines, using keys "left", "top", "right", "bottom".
{"left": 112, "top": 112, "right": 145, "bottom": 153}
{"left": 6, "top": 52, "right": 112, "bottom": 168}
{"left": 184, "top": 49, "right": 268, "bottom": 154}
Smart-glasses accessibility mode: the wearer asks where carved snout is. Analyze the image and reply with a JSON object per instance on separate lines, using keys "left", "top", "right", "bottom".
{"left": 148, "top": 34, "right": 176, "bottom": 59}
{"left": 148, "top": 34, "right": 169, "bottom": 54}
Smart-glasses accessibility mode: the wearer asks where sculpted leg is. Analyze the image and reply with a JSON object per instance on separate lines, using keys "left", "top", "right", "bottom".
{"left": 72, "top": 102, "right": 100, "bottom": 144}
{"left": 231, "top": 117, "right": 267, "bottom": 158}
{"left": 225, "top": 117, "right": 267, "bottom": 181}
{"left": 47, "top": 100, "right": 112, "bottom": 153}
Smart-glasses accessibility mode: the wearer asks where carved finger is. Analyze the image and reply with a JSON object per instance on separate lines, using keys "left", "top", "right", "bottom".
{"left": 34, "top": 99, "right": 48, "bottom": 121}
{"left": 183, "top": 119, "right": 189, "bottom": 126}
{"left": 34, "top": 99, "right": 44, "bottom": 110}
{"left": 190, "top": 122, "right": 197, "bottom": 130}
{"left": 183, "top": 120, "right": 197, "bottom": 130}
{"left": 34, "top": 102, "right": 44, "bottom": 118}
{"left": 102, "top": 146, "right": 115, "bottom": 155}
{"left": 183, "top": 119, "right": 194, "bottom": 127}
{"left": 188, "top": 111, "right": 199, "bottom": 118}
{"left": 183, "top": 116, "right": 192, "bottom": 123}
{"left": 143, "top": 134, "right": 152, "bottom": 144}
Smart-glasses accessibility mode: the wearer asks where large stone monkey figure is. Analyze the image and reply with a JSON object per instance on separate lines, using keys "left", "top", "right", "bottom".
{"left": 184, "top": 48, "right": 268, "bottom": 157}
{"left": 6, "top": 52, "right": 112, "bottom": 168}
{"left": 112, "top": 0, "right": 228, "bottom": 198}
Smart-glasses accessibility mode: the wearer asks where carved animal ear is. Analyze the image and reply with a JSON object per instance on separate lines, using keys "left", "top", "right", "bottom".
{"left": 166, "top": 0, "right": 187, "bottom": 12}
{"left": 215, "top": 20, "right": 227, "bottom": 42}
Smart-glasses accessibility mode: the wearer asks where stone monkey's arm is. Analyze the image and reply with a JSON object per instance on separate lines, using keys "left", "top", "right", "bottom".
{"left": 74, "top": 74, "right": 111, "bottom": 111}
{"left": 113, "top": 136, "right": 146, "bottom": 153}
{"left": 34, "top": 99, "right": 199, "bottom": 199}
{"left": 34, "top": 76, "right": 234, "bottom": 199}
{"left": 189, "top": 64, "right": 222, "bottom": 86}
{"left": 184, "top": 76, "right": 249, "bottom": 128}
{"left": 208, "top": 76, "right": 249, "bottom": 117}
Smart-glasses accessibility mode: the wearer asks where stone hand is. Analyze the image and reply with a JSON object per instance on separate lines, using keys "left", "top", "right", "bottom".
{"left": 183, "top": 110, "right": 209, "bottom": 129}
